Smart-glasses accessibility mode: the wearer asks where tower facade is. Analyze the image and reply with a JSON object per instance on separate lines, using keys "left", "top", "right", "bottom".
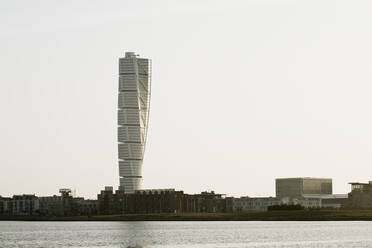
{"left": 118, "top": 52, "right": 151, "bottom": 193}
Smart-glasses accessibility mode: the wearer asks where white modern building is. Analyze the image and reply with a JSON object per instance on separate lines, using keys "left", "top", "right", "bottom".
{"left": 118, "top": 52, "right": 151, "bottom": 193}
{"left": 232, "top": 197, "right": 283, "bottom": 212}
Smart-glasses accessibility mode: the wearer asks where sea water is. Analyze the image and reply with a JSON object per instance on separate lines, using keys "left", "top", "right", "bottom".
{"left": 1, "top": 221, "right": 372, "bottom": 248}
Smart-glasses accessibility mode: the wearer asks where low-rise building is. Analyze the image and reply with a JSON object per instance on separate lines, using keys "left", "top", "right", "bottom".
{"left": 302, "top": 194, "right": 348, "bottom": 209}
{"left": 290, "top": 197, "right": 322, "bottom": 208}
{"left": 274, "top": 177, "right": 349, "bottom": 209}
{"left": 232, "top": 197, "right": 282, "bottom": 212}
{"left": 193, "top": 191, "right": 231, "bottom": 213}
{"left": 97, "top": 187, "right": 231, "bottom": 215}
{"left": 40, "top": 189, "right": 98, "bottom": 216}
{"left": 39, "top": 189, "right": 72, "bottom": 216}
{"left": 73, "top": 198, "right": 98, "bottom": 216}
{"left": 346, "top": 181, "right": 372, "bottom": 209}
{"left": 124, "top": 189, "right": 188, "bottom": 214}
{"left": 97, "top": 186, "right": 115, "bottom": 215}
{"left": 39, "top": 195, "right": 65, "bottom": 216}
{"left": 0, "top": 196, "right": 11, "bottom": 215}
{"left": 7, "top": 195, "right": 39, "bottom": 216}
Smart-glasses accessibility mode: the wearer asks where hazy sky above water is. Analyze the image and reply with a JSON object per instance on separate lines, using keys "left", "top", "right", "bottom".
{"left": 1, "top": 0, "right": 372, "bottom": 199}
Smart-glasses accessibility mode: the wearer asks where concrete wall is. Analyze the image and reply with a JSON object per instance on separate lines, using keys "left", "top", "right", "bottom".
{"left": 276, "top": 178, "right": 303, "bottom": 198}
{"left": 302, "top": 178, "right": 332, "bottom": 195}
{"left": 276, "top": 178, "right": 332, "bottom": 198}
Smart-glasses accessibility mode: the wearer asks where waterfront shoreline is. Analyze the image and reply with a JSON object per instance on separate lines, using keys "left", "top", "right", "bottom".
{"left": 2, "top": 210, "right": 372, "bottom": 221}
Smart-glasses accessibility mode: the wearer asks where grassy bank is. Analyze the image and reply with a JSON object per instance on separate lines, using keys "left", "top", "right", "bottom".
{"left": 2, "top": 210, "right": 372, "bottom": 221}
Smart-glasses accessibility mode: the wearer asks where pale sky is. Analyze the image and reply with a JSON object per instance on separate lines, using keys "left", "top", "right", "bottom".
{"left": 1, "top": 0, "right": 372, "bottom": 199}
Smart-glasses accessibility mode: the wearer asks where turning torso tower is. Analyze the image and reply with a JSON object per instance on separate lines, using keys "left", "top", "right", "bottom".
{"left": 118, "top": 52, "right": 151, "bottom": 193}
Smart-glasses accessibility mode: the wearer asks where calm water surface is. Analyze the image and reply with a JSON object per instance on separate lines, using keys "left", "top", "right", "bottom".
{"left": 1, "top": 221, "right": 372, "bottom": 248}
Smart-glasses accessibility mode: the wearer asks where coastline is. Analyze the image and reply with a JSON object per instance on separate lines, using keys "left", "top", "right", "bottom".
{"left": 2, "top": 210, "right": 372, "bottom": 221}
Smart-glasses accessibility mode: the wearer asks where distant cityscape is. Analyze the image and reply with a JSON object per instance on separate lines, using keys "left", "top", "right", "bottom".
{"left": 1, "top": 177, "right": 371, "bottom": 217}
{"left": 1, "top": 52, "right": 371, "bottom": 217}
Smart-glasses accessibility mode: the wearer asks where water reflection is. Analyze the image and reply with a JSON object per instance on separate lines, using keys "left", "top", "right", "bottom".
{"left": 118, "top": 221, "right": 151, "bottom": 248}
{"left": 2, "top": 221, "right": 372, "bottom": 247}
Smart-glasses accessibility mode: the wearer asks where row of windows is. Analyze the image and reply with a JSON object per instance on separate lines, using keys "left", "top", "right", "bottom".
{"left": 119, "top": 165, "right": 142, "bottom": 177}
{"left": 118, "top": 92, "right": 139, "bottom": 108}
{"left": 118, "top": 110, "right": 141, "bottom": 125}
{"left": 118, "top": 143, "right": 144, "bottom": 159}
{"left": 118, "top": 126, "right": 143, "bottom": 142}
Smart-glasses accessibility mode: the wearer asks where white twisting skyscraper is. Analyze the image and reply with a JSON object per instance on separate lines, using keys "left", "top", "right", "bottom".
{"left": 118, "top": 52, "right": 151, "bottom": 193}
